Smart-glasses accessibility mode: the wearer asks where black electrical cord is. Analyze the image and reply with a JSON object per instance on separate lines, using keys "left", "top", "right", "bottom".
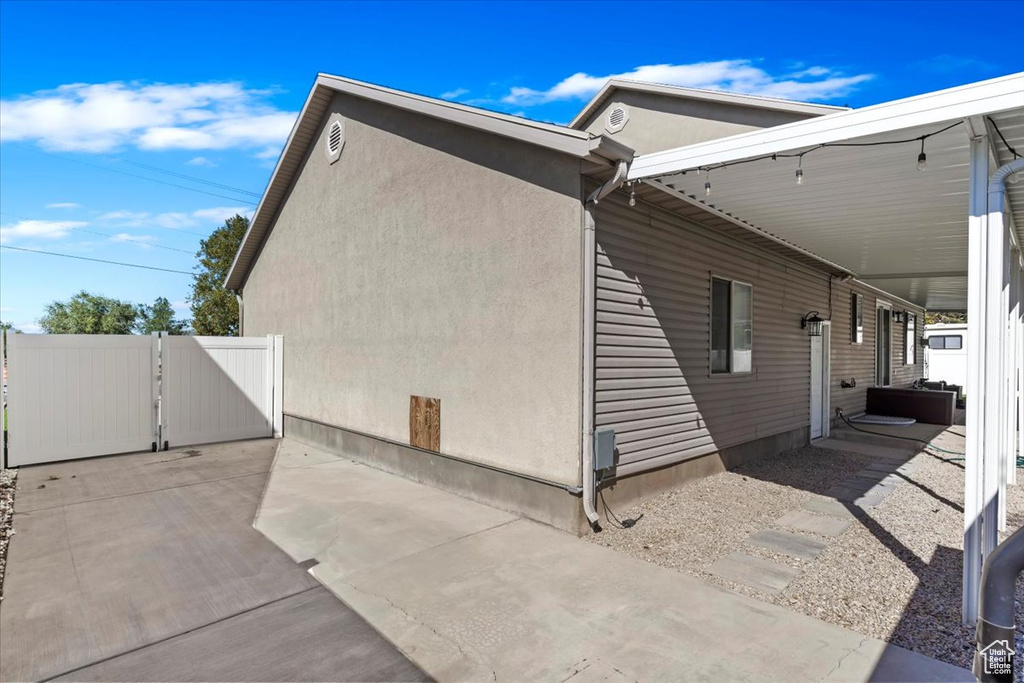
{"left": 682, "top": 121, "right": 964, "bottom": 177}
{"left": 835, "top": 408, "right": 965, "bottom": 458}
{"left": 598, "top": 487, "right": 644, "bottom": 530}
{"left": 987, "top": 116, "right": 1021, "bottom": 159}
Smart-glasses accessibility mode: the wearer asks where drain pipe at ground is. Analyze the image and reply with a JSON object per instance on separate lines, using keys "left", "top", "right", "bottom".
{"left": 581, "top": 160, "right": 629, "bottom": 531}
{"left": 975, "top": 525, "right": 1024, "bottom": 681}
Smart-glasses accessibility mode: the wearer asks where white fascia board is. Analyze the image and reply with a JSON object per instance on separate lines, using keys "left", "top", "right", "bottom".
{"left": 225, "top": 76, "right": 326, "bottom": 290}
{"left": 629, "top": 72, "right": 1024, "bottom": 180}
{"left": 315, "top": 74, "right": 594, "bottom": 158}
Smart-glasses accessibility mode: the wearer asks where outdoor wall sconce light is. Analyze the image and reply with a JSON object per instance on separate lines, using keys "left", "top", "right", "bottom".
{"left": 801, "top": 311, "right": 824, "bottom": 337}
{"left": 893, "top": 310, "right": 906, "bottom": 323}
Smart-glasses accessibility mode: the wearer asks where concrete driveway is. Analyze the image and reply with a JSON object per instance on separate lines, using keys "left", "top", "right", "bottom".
{"left": 0, "top": 439, "right": 428, "bottom": 683}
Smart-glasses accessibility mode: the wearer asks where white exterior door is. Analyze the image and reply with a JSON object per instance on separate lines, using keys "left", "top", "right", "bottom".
{"left": 809, "top": 322, "right": 831, "bottom": 440}
{"left": 4, "top": 334, "right": 158, "bottom": 466}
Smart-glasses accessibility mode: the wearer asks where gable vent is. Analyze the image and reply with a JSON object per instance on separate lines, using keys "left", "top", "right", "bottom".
{"left": 325, "top": 120, "right": 344, "bottom": 162}
{"left": 605, "top": 105, "right": 629, "bottom": 134}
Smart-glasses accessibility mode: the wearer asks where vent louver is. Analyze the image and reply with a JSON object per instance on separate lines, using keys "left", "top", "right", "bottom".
{"left": 605, "top": 105, "right": 629, "bottom": 133}
{"left": 325, "top": 120, "right": 344, "bottom": 161}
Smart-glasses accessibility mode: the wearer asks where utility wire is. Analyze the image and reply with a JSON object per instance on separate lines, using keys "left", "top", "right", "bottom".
{"left": 0, "top": 214, "right": 205, "bottom": 248}
{"left": 1, "top": 245, "right": 194, "bottom": 275}
{"left": 0, "top": 210, "right": 207, "bottom": 239}
{"left": 11, "top": 144, "right": 259, "bottom": 206}
{"left": 24, "top": 136, "right": 264, "bottom": 198}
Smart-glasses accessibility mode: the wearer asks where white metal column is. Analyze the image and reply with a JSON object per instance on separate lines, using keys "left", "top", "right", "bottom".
{"left": 964, "top": 135, "right": 988, "bottom": 624}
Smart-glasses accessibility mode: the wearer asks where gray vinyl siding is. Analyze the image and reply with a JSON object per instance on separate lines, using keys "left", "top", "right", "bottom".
{"left": 594, "top": 191, "right": 925, "bottom": 475}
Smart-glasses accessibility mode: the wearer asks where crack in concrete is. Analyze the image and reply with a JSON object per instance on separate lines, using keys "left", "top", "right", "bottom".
{"left": 820, "top": 636, "right": 870, "bottom": 681}
{"left": 339, "top": 578, "right": 497, "bottom": 682}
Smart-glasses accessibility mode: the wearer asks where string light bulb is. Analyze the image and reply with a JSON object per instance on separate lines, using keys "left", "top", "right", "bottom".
{"left": 917, "top": 139, "right": 927, "bottom": 171}
{"left": 795, "top": 156, "right": 804, "bottom": 185}
{"left": 628, "top": 184, "right": 636, "bottom": 207}
{"left": 704, "top": 178, "right": 712, "bottom": 197}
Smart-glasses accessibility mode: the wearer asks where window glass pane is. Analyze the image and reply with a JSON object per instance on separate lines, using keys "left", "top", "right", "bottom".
{"left": 905, "top": 315, "right": 916, "bottom": 365}
{"left": 946, "top": 335, "right": 962, "bottom": 350}
{"left": 711, "top": 278, "right": 730, "bottom": 373}
{"left": 851, "top": 293, "right": 863, "bottom": 344}
{"left": 732, "top": 282, "right": 753, "bottom": 373}
{"left": 929, "top": 336, "right": 944, "bottom": 350}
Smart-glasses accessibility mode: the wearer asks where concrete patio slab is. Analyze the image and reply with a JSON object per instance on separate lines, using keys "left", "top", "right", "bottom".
{"left": 255, "top": 438, "right": 516, "bottom": 577}
{"left": 1, "top": 439, "right": 426, "bottom": 683}
{"left": 745, "top": 528, "right": 827, "bottom": 561}
{"left": 707, "top": 551, "right": 801, "bottom": 593}
{"left": 54, "top": 587, "right": 429, "bottom": 682}
{"left": 258, "top": 439, "right": 972, "bottom": 682}
{"left": 776, "top": 509, "right": 852, "bottom": 537}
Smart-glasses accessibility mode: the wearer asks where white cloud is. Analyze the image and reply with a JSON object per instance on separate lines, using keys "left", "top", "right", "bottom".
{"left": 502, "top": 61, "right": 873, "bottom": 105}
{"left": 440, "top": 88, "right": 469, "bottom": 100}
{"left": 46, "top": 202, "right": 81, "bottom": 209}
{"left": 186, "top": 156, "right": 216, "bottom": 167}
{"left": 171, "top": 300, "right": 189, "bottom": 311}
{"left": 0, "top": 219, "right": 86, "bottom": 244}
{"left": 97, "top": 206, "right": 252, "bottom": 230}
{"left": 0, "top": 81, "right": 297, "bottom": 154}
{"left": 0, "top": 307, "right": 14, "bottom": 313}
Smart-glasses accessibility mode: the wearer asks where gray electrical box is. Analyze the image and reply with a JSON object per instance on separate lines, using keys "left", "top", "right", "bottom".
{"left": 594, "top": 427, "right": 616, "bottom": 472}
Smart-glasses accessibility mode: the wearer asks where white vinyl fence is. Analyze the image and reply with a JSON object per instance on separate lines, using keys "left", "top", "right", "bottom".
{"left": 2, "top": 333, "right": 282, "bottom": 467}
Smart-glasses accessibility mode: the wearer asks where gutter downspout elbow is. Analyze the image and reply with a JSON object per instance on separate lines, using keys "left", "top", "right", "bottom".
{"left": 988, "top": 158, "right": 1024, "bottom": 214}
{"left": 581, "top": 159, "right": 630, "bottom": 532}
{"left": 975, "top": 525, "right": 1024, "bottom": 681}
{"left": 234, "top": 291, "right": 244, "bottom": 337}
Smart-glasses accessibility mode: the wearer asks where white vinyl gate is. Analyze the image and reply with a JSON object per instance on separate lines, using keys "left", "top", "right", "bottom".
{"left": 2, "top": 333, "right": 282, "bottom": 467}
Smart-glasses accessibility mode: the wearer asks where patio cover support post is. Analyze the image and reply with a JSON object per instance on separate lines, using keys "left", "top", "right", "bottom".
{"left": 964, "top": 134, "right": 988, "bottom": 625}
{"left": 1017, "top": 258, "right": 1024, "bottom": 487}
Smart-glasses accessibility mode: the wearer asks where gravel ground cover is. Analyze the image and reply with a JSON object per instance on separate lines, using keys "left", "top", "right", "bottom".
{"left": 587, "top": 442, "right": 1024, "bottom": 674}
{"left": 0, "top": 467, "right": 16, "bottom": 599}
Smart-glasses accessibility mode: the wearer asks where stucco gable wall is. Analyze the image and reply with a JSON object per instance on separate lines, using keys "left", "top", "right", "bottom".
{"left": 579, "top": 90, "right": 820, "bottom": 155}
{"left": 242, "top": 91, "right": 585, "bottom": 485}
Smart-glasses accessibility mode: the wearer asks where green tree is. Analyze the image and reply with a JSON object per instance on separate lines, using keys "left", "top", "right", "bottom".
{"left": 924, "top": 312, "right": 966, "bottom": 325}
{"left": 190, "top": 214, "right": 248, "bottom": 336}
{"left": 136, "top": 297, "right": 189, "bottom": 335}
{"left": 0, "top": 322, "right": 22, "bottom": 334}
{"left": 39, "top": 291, "right": 138, "bottom": 334}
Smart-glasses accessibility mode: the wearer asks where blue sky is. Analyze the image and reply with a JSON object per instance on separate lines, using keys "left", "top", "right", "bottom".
{"left": 1, "top": 0, "right": 1020, "bottom": 332}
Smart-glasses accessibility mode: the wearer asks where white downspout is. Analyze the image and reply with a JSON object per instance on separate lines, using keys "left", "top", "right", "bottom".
{"left": 234, "top": 292, "right": 244, "bottom": 336}
{"left": 987, "top": 159, "right": 1024, "bottom": 534}
{"left": 581, "top": 160, "right": 629, "bottom": 531}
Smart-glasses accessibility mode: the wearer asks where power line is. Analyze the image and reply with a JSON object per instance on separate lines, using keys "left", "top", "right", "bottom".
{"left": 0, "top": 212, "right": 197, "bottom": 254}
{"left": 1, "top": 245, "right": 194, "bottom": 275}
{"left": 28, "top": 136, "right": 264, "bottom": 198}
{"left": 12, "top": 143, "right": 259, "bottom": 206}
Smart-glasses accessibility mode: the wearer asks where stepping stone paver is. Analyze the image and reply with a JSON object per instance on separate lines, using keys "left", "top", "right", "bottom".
{"left": 707, "top": 551, "right": 801, "bottom": 595}
{"left": 745, "top": 528, "right": 827, "bottom": 561}
{"left": 802, "top": 497, "right": 866, "bottom": 519}
{"left": 776, "top": 509, "right": 851, "bottom": 537}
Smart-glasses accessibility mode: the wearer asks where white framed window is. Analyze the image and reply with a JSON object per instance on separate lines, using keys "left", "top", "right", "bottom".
{"left": 850, "top": 292, "right": 863, "bottom": 344}
{"left": 711, "top": 276, "right": 753, "bottom": 375}
{"left": 905, "top": 314, "right": 916, "bottom": 365}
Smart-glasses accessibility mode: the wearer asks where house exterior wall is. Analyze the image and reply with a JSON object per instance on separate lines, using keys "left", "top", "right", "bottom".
{"left": 829, "top": 285, "right": 926, "bottom": 419}
{"left": 593, "top": 190, "right": 925, "bottom": 476}
{"left": 242, "top": 91, "right": 585, "bottom": 486}
{"left": 578, "top": 90, "right": 820, "bottom": 155}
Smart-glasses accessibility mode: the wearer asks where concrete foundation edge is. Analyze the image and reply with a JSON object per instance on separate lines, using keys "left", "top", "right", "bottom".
{"left": 283, "top": 414, "right": 810, "bottom": 536}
